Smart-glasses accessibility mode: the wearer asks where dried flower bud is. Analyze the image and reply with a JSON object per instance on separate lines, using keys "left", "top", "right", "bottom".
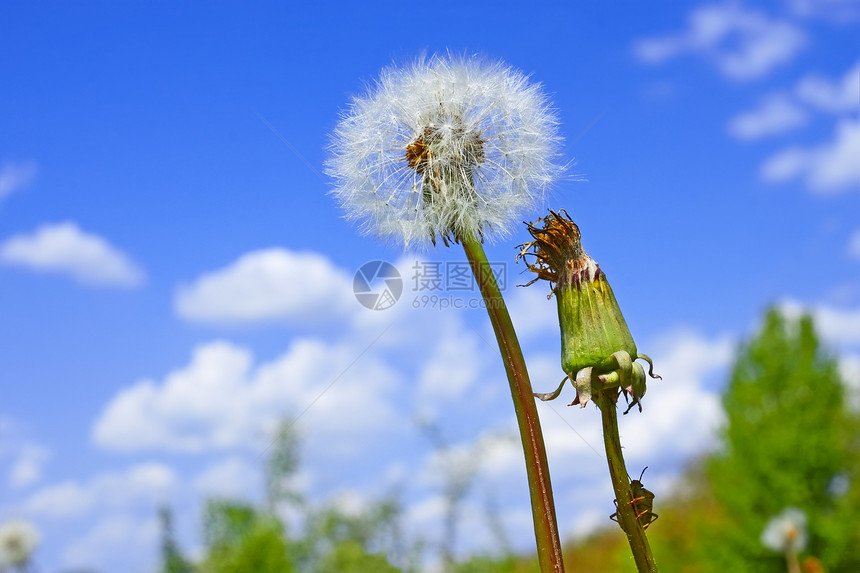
{"left": 518, "top": 210, "right": 659, "bottom": 409}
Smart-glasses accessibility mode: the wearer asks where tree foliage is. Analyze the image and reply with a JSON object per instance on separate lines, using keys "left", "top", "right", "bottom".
{"left": 159, "top": 506, "right": 192, "bottom": 573}
{"left": 198, "top": 501, "right": 293, "bottom": 573}
{"left": 651, "top": 308, "right": 860, "bottom": 572}
{"left": 159, "top": 422, "right": 409, "bottom": 572}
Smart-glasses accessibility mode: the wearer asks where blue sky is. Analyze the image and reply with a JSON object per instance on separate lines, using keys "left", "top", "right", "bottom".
{"left": 1, "top": 1, "right": 858, "bottom": 571}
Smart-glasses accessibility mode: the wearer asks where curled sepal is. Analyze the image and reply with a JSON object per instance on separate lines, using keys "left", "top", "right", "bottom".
{"left": 596, "top": 352, "right": 661, "bottom": 413}
{"left": 622, "top": 362, "right": 647, "bottom": 415}
{"left": 534, "top": 375, "right": 569, "bottom": 402}
{"left": 619, "top": 354, "right": 663, "bottom": 414}
{"left": 571, "top": 367, "right": 595, "bottom": 407}
{"left": 638, "top": 354, "right": 661, "bottom": 380}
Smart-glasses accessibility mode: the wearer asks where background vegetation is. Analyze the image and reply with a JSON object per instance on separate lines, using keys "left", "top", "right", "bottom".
{"left": 159, "top": 308, "right": 859, "bottom": 572}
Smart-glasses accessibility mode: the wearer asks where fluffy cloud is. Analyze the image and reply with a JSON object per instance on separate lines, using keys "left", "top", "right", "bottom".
{"left": 8, "top": 443, "right": 51, "bottom": 490}
{"left": 796, "top": 61, "right": 860, "bottom": 113}
{"left": 505, "top": 285, "right": 560, "bottom": 343}
{"left": 401, "top": 430, "right": 540, "bottom": 561}
{"left": 755, "top": 62, "right": 859, "bottom": 194}
{"left": 61, "top": 513, "right": 159, "bottom": 573}
{"left": 0, "top": 222, "right": 145, "bottom": 287}
{"left": 615, "top": 330, "right": 734, "bottom": 463}
{"left": 780, "top": 300, "right": 860, "bottom": 408}
{"left": 22, "top": 462, "right": 175, "bottom": 520}
{"left": 727, "top": 94, "right": 808, "bottom": 140}
{"left": 839, "top": 354, "right": 860, "bottom": 410}
{"left": 20, "top": 481, "right": 92, "bottom": 520}
{"left": 805, "top": 305, "right": 860, "bottom": 346}
{"left": 847, "top": 229, "right": 860, "bottom": 261}
{"left": 761, "top": 118, "right": 860, "bottom": 193}
{"left": 780, "top": 300, "right": 860, "bottom": 346}
{"left": 634, "top": 3, "right": 805, "bottom": 80}
{"left": 97, "top": 251, "right": 511, "bottom": 454}
{"left": 174, "top": 248, "right": 355, "bottom": 325}
{"left": 417, "top": 317, "right": 488, "bottom": 402}
{"left": 193, "top": 456, "right": 261, "bottom": 499}
{"left": 788, "top": 0, "right": 860, "bottom": 21}
{"left": 92, "top": 338, "right": 402, "bottom": 455}
{"left": 0, "top": 162, "right": 36, "bottom": 203}
{"left": 0, "top": 421, "right": 52, "bottom": 490}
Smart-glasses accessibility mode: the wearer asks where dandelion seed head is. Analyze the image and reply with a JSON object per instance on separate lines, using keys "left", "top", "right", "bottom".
{"left": 761, "top": 507, "right": 808, "bottom": 553}
{"left": 0, "top": 519, "right": 40, "bottom": 567}
{"left": 327, "top": 54, "right": 564, "bottom": 248}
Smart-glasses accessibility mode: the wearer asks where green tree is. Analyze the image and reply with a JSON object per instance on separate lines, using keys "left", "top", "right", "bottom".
{"left": 199, "top": 500, "right": 294, "bottom": 573}
{"left": 291, "top": 498, "right": 405, "bottom": 572}
{"left": 158, "top": 505, "right": 192, "bottom": 573}
{"left": 701, "top": 308, "right": 859, "bottom": 571}
{"left": 266, "top": 421, "right": 304, "bottom": 513}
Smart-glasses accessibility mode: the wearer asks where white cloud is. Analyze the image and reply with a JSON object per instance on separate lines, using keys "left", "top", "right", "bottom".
{"left": 12, "top": 463, "right": 175, "bottom": 573}
{"left": 616, "top": 330, "right": 734, "bottom": 462}
{"left": 789, "top": 0, "right": 860, "bottom": 21}
{"left": 634, "top": 3, "right": 806, "bottom": 80}
{"left": 193, "top": 456, "right": 261, "bottom": 499}
{"left": 779, "top": 301, "right": 860, "bottom": 409}
{"left": 22, "top": 462, "right": 175, "bottom": 520}
{"left": 751, "top": 61, "right": 859, "bottom": 195}
{"left": 847, "top": 229, "right": 860, "bottom": 261}
{"left": 796, "top": 61, "right": 860, "bottom": 113}
{"left": 61, "top": 513, "right": 159, "bottom": 573}
{"left": 761, "top": 118, "right": 860, "bottom": 192}
{"left": 839, "top": 354, "right": 860, "bottom": 410}
{"left": 807, "top": 305, "right": 860, "bottom": 346}
{"left": 21, "top": 481, "right": 92, "bottom": 519}
{"left": 417, "top": 318, "right": 487, "bottom": 402}
{"left": 728, "top": 93, "right": 808, "bottom": 140}
{"left": 92, "top": 338, "right": 402, "bottom": 455}
{"left": 780, "top": 300, "right": 860, "bottom": 346}
{"left": 415, "top": 432, "right": 519, "bottom": 492}
{"left": 760, "top": 146, "right": 807, "bottom": 181}
{"left": 505, "top": 285, "right": 559, "bottom": 342}
{"left": 8, "top": 443, "right": 51, "bottom": 490}
{"left": 174, "top": 248, "right": 355, "bottom": 325}
{"left": 0, "top": 162, "right": 36, "bottom": 203}
{"left": 0, "top": 424, "right": 52, "bottom": 490}
{"left": 0, "top": 222, "right": 145, "bottom": 287}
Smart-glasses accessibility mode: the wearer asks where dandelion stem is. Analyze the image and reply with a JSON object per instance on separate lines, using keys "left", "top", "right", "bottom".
{"left": 461, "top": 234, "right": 565, "bottom": 573}
{"left": 594, "top": 388, "right": 658, "bottom": 573}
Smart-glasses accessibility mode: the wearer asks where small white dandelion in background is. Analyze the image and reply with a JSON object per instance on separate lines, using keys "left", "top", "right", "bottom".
{"left": 0, "top": 519, "right": 40, "bottom": 569}
{"left": 327, "top": 53, "right": 564, "bottom": 247}
{"left": 761, "top": 507, "right": 808, "bottom": 553}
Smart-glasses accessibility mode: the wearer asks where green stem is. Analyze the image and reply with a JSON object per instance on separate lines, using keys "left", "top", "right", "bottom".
{"left": 594, "top": 388, "right": 658, "bottom": 573}
{"left": 461, "top": 235, "right": 565, "bottom": 573}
